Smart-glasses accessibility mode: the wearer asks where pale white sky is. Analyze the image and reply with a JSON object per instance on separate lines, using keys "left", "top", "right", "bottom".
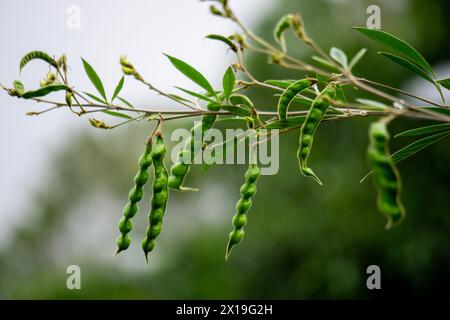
{"left": 0, "top": 0, "right": 276, "bottom": 243}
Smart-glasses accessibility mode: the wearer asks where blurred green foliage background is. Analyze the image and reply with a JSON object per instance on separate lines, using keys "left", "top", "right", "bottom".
{"left": 1, "top": 0, "right": 449, "bottom": 299}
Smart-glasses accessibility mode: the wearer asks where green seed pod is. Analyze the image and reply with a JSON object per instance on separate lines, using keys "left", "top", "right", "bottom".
{"left": 142, "top": 133, "right": 169, "bottom": 262}
{"left": 274, "top": 14, "right": 293, "bottom": 52}
{"left": 13, "top": 80, "right": 25, "bottom": 97}
{"left": 368, "top": 120, "right": 405, "bottom": 229}
{"left": 277, "top": 79, "right": 315, "bottom": 120}
{"left": 114, "top": 141, "right": 153, "bottom": 255}
{"left": 297, "top": 84, "right": 336, "bottom": 185}
{"left": 168, "top": 100, "right": 220, "bottom": 191}
{"left": 225, "top": 162, "right": 261, "bottom": 259}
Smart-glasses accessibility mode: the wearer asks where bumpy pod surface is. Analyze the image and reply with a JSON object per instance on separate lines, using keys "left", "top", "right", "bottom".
{"left": 297, "top": 85, "right": 336, "bottom": 185}
{"left": 273, "top": 14, "right": 293, "bottom": 52}
{"left": 277, "top": 79, "right": 315, "bottom": 120}
{"left": 168, "top": 101, "right": 220, "bottom": 191}
{"left": 368, "top": 120, "right": 405, "bottom": 229}
{"left": 115, "top": 142, "right": 153, "bottom": 254}
{"left": 226, "top": 162, "right": 261, "bottom": 259}
{"left": 142, "top": 133, "right": 169, "bottom": 262}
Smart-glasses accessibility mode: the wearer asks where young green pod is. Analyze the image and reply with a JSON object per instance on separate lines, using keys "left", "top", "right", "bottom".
{"left": 273, "top": 14, "right": 293, "bottom": 52}
{"left": 142, "top": 133, "right": 169, "bottom": 262}
{"left": 168, "top": 100, "right": 220, "bottom": 191}
{"left": 225, "top": 161, "right": 261, "bottom": 259}
{"left": 297, "top": 84, "right": 336, "bottom": 185}
{"left": 114, "top": 141, "right": 153, "bottom": 255}
{"left": 277, "top": 79, "right": 315, "bottom": 120}
{"left": 368, "top": 119, "right": 405, "bottom": 229}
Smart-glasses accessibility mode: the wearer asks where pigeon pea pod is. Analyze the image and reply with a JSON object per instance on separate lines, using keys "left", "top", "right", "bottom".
{"left": 115, "top": 141, "right": 153, "bottom": 255}
{"left": 225, "top": 161, "right": 261, "bottom": 259}
{"left": 277, "top": 79, "right": 315, "bottom": 120}
{"left": 142, "top": 133, "right": 169, "bottom": 262}
{"left": 297, "top": 84, "right": 336, "bottom": 185}
{"left": 168, "top": 101, "right": 220, "bottom": 191}
{"left": 368, "top": 119, "right": 405, "bottom": 229}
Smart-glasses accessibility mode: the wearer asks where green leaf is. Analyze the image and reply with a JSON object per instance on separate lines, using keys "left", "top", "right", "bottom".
{"left": 205, "top": 34, "right": 237, "bottom": 52}
{"left": 229, "top": 94, "right": 253, "bottom": 110}
{"left": 222, "top": 67, "right": 235, "bottom": 100}
{"left": 175, "top": 86, "right": 216, "bottom": 103}
{"left": 329, "top": 47, "right": 348, "bottom": 68}
{"left": 356, "top": 98, "right": 388, "bottom": 110}
{"left": 391, "top": 131, "right": 450, "bottom": 164}
{"left": 348, "top": 48, "right": 367, "bottom": 70}
{"left": 111, "top": 76, "right": 124, "bottom": 102}
{"left": 378, "top": 52, "right": 434, "bottom": 83}
{"left": 101, "top": 110, "right": 133, "bottom": 120}
{"left": 117, "top": 97, "right": 135, "bottom": 108}
{"left": 81, "top": 58, "right": 107, "bottom": 102}
{"left": 164, "top": 54, "right": 216, "bottom": 98}
{"left": 395, "top": 123, "right": 450, "bottom": 138}
{"left": 84, "top": 92, "right": 107, "bottom": 104}
{"left": 168, "top": 94, "right": 194, "bottom": 104}
{"left": 361, "top": 130, "right": 450, "bottom": 183}
{"left": 21, "top": 84, "right": 70, "bottom": 99}
{"left": 352, "top": 27, "right": 434, "bottom": 77}
{"left": 265, "top": 115, "right": 306, "bottom": 129}
{"left": 219, "top": 104, "right": 252, "bottom": 116}
{"left": 265, "top": 79, "right": 295, "bottom": 89}
{"left": 312, "top": 56, "right": 339, "bottom": 71}
{"left": 437, "top": 78, "right": 450, "bottom": 90}
{"left": 20, "top": 51, "right": 57, "bottom": 72}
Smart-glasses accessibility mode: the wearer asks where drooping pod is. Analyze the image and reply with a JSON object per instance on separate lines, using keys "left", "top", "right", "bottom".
{"left": 114, "top": 140, "right": 153, "bottom": 255}
{"left": 277, "top": 79, "right": 316, "bottom": 120}
{"left": 225, "top": 159, "right": 261, "bottom": 259}
{"left": 273, "top": 14, "right": 293, "bottom": 52}
{"left": 297, "top": 84, "right": 336, "bottom": 185}
{"left": 168, "top": 101, "right": 220, "bottom": 191}
{"left": 142, "top": 133, "right": 169, "bottom": 262}
{"left": 367, "top": 119, "right": 405, "bottom": 229}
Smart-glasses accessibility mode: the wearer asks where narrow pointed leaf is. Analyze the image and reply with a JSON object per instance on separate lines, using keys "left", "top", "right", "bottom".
{"left": 81, "top": 58, "right": 107, "bottom": 102}
{"left": 312, "top": 56, "right": 339, "bottom": 71}
{"left": 175, "top": 86, "right": 216, "bottom": 103}
{"left": 352, "top": 27, "right": 434, "bottom": 76}
{"left": 361, "top": 131, "right": 450, "bottom": 183}
{"left": 101, "top": 110, "right": 133, "bottom": 120}
{"left": 391, "top": 131, "right": 450, "bottom": 163}
{"left": 395, "top": 123, "right": 450, "bottom": 138}
{"left": 117, "top": 97, "right": 135, "bottom": 108}
{"left": 348, "top": 48, "right": 367, "bottom": 70}
{"left": 378, "top": 52, "right": 434, "bottom": 83}
{"left": 437, "top": 78, "right": 450, "bottom": 90}
{"left": 222, "top": 67, "right": 235, "bottom": 100}
{"left": 111, "top": 76, "right": 124, "bottom": 102}
{"left": 330, "top": 47, "right": 348, "bottom": 68}
{"left": 165, "top": 54, "right": 216, "bottom": 97}
{"left": 84, "top": 92, "right": 107, "bottom": 104}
